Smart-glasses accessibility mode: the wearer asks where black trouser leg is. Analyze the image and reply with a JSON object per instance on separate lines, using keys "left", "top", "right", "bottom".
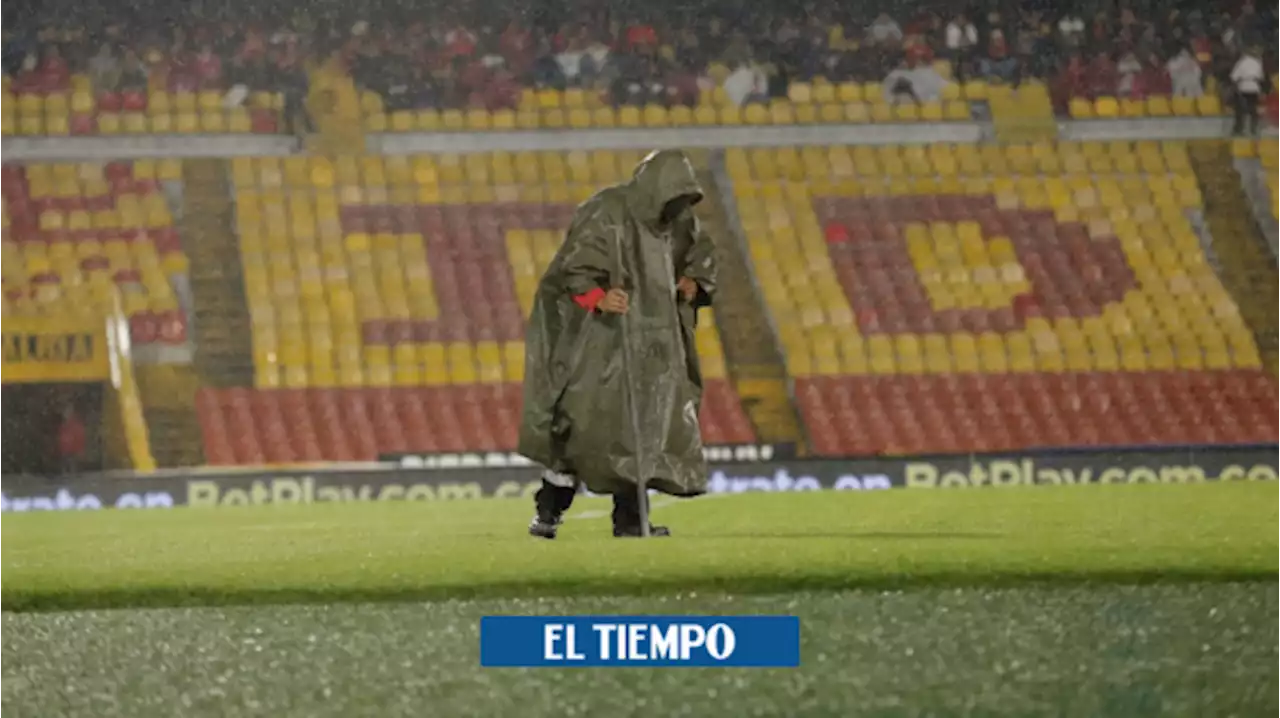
{"left": 534, "top": 479, "right": 577, "bottom": 521}
{"left": 1234, "top": 92, "right": 1259, "bottom": 135}
{"left": 611, "top": 489, "right": 644, "bottom": 530}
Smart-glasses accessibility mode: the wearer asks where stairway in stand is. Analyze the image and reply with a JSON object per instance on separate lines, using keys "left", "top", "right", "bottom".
{"left": 183, "top": 158, "right": 256, "bottom": 387}
{"left": 1189, "top": 141, "right": 1279, "bottom": 375}
{"left": 699, "top": 156, "right": 806, "bottom": 450}
{"left": 135, "top": 363, "right": 205, "bottom": 467}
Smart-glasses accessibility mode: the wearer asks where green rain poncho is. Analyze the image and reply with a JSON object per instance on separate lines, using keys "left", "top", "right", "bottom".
{"left": 517, "top": 149, "right": 717, "bottom": 497}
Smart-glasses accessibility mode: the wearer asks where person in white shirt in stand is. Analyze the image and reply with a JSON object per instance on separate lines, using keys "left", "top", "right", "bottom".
{"left": 945, "top": 14, "right": 978, "bottom": 80}
{"left": 1230, "top": 46, "right": 1265, "bottom": 136}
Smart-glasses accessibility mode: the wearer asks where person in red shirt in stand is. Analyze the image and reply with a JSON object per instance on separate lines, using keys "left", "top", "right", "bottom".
{"left": 12, "top": 53, "right": 43, "bottom": 94}
{"left": 194, "top": 43, "right": 224, "bottom": 90}
{"left": 39, "top": 44, "right": 71, "bottom": 90}
{"left": 57, "top": 404, "right": 87, "bottom": 475}
{"left": 1084, "top": 49, "right": 1119, "bottom": 99}
{"left": 1134, "top": 53, "right": 1172, "bottom": 99}
{"left": 1052, "top": 52, "right": 1088, "bottom": 111}
{"left": 625, "top": 20, "right": 658, "bottom": 52}
{"left": 499, "top": 20, "right": 535, "bottom": 75}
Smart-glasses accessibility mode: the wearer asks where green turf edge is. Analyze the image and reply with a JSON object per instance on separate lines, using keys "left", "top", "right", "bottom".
{"left": 5, "top": 565, "right": 1276, "bottom": 613}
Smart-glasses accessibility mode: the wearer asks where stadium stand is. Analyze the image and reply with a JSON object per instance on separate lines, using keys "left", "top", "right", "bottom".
{"left": 727, "top": 141, "right": 1278, "bottom": 456}
{"left": 2, "top": 0, "right": 1276, "bottom": 473}
{"left": 3, "top": 0, "right": 1275, "bottom": 137}
{"left": 0, "top": 160, "right": 192, "bottom": 347}
{"left": 192, "top": 151, "right": 753, "bottom": 464}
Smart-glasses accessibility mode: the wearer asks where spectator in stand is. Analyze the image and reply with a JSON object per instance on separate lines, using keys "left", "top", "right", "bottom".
{"left": 40, "top": 43, "right": 70, "bottom": 89}
{"left": 891, "top": 53, "right": 943, "bottom": 101}
{"left": 1230, "top": 45, "right": 1266, "bottom": 135}
{"left": 483, "top": 64, "right": 520, "bottom": 110}
{"left": 1136, "top": 53, "right": 1172, "bottom": 98}
{"left": 1167, "top": 46, "right": 1204, "bottom": 97}
{"left": 979, "top": 27, "right": 1017, "bottom": 84}
{"left": 194, "top": 43, "right": 224, "bottom": 90}
{"left": 1057, "top": 11, "right": 1086, "bottom": 50}
{"left": 1052, "top": 52, "right": 1087, "bottom": 111}
{"left": 579, "top": 36, "right": 613, "bottom": 89}
{"left": 379, "top": 46, "right": 415, "bottom": 111}
{"left": 665, "top": 57, "right": 701, "bottom": 107}
{"left": 556, "top": 35, "right": 587, "bottom": 87}
{"left": 722, "top": 60, "right": 768, "bottom": 106}
{"left": 1085, "top": 49, "right": 1119, "bottom": 99}
{"left": 945, "top": 13, "right": 978, "bottom": 80}
{"left": 1116, "top": 50, "right": 1143, "bottom": 97}
{"left": 117, "top": 49, "right": 149, "bottom": 93}
{"left": 88, "top": 42, "right": 121, "bottom": 92}
{"left": 11, "top": 52, "right": 41, "bottom": 93}
{"left": 866, "top": 13, "right": 903, "bottom": 47}
{"left": 499, "top": 20, "right": 535, "bottom": 76}
{"left": 2, "top": 28, "right": 31, "bottom": 76}
{"left": 57, "top": 404, "right": 86, "bottom": 476}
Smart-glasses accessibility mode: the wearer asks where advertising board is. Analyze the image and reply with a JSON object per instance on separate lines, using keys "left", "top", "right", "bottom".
{"left": 2, "top": 444, "right": 1274, "bottom": 513}
{"left": 1, "top": 315, "right": 111, "bottom": 384}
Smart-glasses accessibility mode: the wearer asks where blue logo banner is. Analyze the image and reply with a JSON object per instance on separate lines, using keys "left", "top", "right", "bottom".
{"left": 479, "top": 615, "right": 800, "bottom": 667}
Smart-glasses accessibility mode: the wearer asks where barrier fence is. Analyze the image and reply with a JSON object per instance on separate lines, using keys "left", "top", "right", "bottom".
{"left": 2, "top": 444, "right": 1274, "bottom": 513}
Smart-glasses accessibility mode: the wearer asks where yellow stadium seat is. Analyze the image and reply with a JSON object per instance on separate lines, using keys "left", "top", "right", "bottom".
{"left": 17, "top": 93, "right": 43, "bottom": 116}
{"left": 468, "top": 110, "right": 491, "bottom": 131}
{"left": 643, "top": 105, "right": 669, "bottom": 127}
{"left": 16, "top": 113, "right": 46, "bottom": 138}
{"left": 537, "top": 89, "right": 562, "bottom": 110}
{"left": 961, "top": 81, "right": 987, "bottom": 101}
{"left": 70, "top": 91, "right": 94, "bottom": 114}
{"left": 1119, "top": 98, "right": 1145, "bottom": 117}
{"left": 45, "top": 114, "right": 70, "bottom": 135}
{"left": 835, "top": 83, "right": 862, "bottom": 103}
{"left": 542, "top": 109, "right": 566, "bottom": 128}
{"left": 1094, "top": 97, "right": 1119, "bottom": 117}
{"left": 1146, "top": 96, "right": 1171, "bottom": 116}
{"left": 441, "top": 109, "right": 465, "bottom": 130}
{"left": 787, "top": 83, "right": 812, "bottom": 104}
{"left": 197, "top": 91, "right": 222, "bottom": 112}
{"left": 122, "top": 112, "right": 148, "bottom": 133}
{"left": 405, "top": 109, "right": 436, "bottom": 130}
{"left": 1195, "top": 96, "right": 1222, "bottom": 116}
{"left": 175, "top": 112, "right": 199, "bottom": 133}
{"left": 170, "top": 92, "right": 196, "bottom": 113}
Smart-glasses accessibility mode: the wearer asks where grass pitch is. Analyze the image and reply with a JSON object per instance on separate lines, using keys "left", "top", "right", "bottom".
{"left": 3, "top": 482, "right": 1277, "bottom": 717}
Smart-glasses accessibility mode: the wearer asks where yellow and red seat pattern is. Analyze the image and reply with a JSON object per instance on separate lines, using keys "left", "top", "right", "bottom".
{"left": 2, "top": 74, "right": 281, "bottom": 137}
{"left": 731, "top": 142, "right": 1277, "bottom": 456}
{"left": 1, "top": 160, "right": 191, "bottom": 341}
{"left": 197, "top": 152, "right": 752, "bottom": 464}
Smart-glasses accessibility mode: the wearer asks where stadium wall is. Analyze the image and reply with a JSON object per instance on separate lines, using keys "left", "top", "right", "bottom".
{"left": 5, "top": 118, "right": 1271, "bottom": 162}
{"left": 3, "top": 443, "right": 1275, "bottom": 512}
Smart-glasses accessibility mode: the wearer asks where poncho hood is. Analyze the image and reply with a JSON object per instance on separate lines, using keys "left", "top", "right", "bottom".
{"left": 627, "top": 149, "right": 705, "bottom": 224}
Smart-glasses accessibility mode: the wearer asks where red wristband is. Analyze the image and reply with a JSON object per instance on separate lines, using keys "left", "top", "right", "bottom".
{"left": 573, "top": 287, "right": 607, "bottom": 312}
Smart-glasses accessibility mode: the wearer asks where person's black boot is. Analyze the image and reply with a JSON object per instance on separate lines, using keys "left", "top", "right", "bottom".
{"left": 611, "top": 490, "right": 670, "bottom": 538}
{"left": 529, "top": 478, "right": 577, "bottom": 539}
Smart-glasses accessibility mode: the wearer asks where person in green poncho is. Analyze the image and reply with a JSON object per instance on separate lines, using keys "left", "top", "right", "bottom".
{"left": 518, "top": 149, "right": 717, "bottom": 539}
